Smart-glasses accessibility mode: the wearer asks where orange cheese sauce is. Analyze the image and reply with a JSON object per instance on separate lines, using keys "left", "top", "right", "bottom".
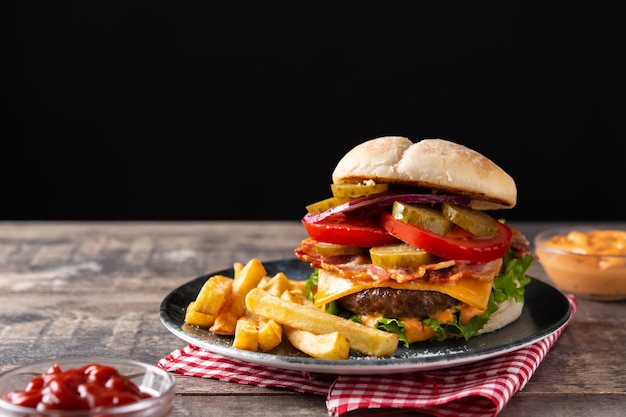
{"left": 537, "top": 229, "right": 626, "bottom": 299}
{"left": 361, "top": 305, "right": 486, "bottom": 344}
{"left": 402, "top": 318, "right": 436, "bottom": 343}
{"left": 544, "top": 230, "right": 626, "bottom": 256}
{"left": 459, "top": 305, "right": 486, "bottom": 324}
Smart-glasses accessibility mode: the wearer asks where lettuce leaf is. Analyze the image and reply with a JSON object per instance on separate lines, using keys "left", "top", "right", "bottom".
{"left": 374, "top": 318, "right": 410, "bottom": 347}
{"left": 305, "top": 269, "right": 318, "bottom": 303}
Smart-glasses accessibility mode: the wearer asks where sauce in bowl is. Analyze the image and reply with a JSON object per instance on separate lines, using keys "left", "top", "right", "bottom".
{"left": 535, "top": 228, "right": 626, "bottom": 300}
{"left": 543, "top": 230, "right": 626, "bottom": 256}
{"left": 2, "top": 363, "right": 151, "bottom": 411}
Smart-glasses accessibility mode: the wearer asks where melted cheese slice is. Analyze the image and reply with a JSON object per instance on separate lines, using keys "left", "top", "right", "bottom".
{"left": 315, "top": 272, "right": 492, "bottom": 311}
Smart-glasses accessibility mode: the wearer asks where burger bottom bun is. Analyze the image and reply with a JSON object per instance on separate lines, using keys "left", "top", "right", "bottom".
{"left": 478, "top": 297, "right": 524, "bottom": 335}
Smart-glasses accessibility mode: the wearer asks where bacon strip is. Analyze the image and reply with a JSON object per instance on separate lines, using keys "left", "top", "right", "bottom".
{"left": 294, "top": 238, "right": 505, "bottom": 285}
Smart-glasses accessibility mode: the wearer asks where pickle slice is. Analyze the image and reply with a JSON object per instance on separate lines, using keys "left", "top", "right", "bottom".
{"left": 441, "top": 203, "right": 497, "bottom": 238}
{"left": 331, "top": 183, "right": 389, "bottom": 198}
{"left": 314, "top": 242, "right": 363, "bottom": 256}
{"left": 391, "top": 201, "right": 453, "bottom": 236}
{"left": 370, "top": 243, "right": 433, "bottom": 268}
{"left": 305, "top": 196, "right": 349, "bottom": 214}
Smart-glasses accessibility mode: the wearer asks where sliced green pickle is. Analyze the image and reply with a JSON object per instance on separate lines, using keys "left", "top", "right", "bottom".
{"left": 305, "top": 196, "right": 349, "bottom": 214}
{"left": 370, "top": 243, "right": 433, "bottom": 268}
{"left": 331, "top": 182, "right": 389, "bottom": 198}
{"left": 391, "top": 201, "right": 453, "bottom": 236}
{"left": 441, "top": 203, "right": 497, "bottom": 238}
{"left": 314, "top": 242, "right": 363, "bottom": 256}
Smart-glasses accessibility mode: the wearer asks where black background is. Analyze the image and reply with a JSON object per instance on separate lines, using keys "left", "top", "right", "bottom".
{"left": 2, "top": 2, "right": 624, "bottom": 221}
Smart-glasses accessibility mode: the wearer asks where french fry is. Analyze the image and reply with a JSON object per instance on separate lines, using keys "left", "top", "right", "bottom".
{"left": 184, "top": 258, "right": 402, "bottom": 359}
{"left": 208, "top": 311, "right": 238, "bottom": 335}
{"left": 280, "top": 289, "right": 304, "bottom": 304}
{"left": 210, "top": 258, "right": 267, "bottom": 335}
{"left": 184, "top": 301, "right": 215, "bottom": 327}
{"left": 258, "top": 276, "right": 271, "bottom": 288}
{"left": 260, "top": 272, "right": 291, "bottom": 297}
{"left": 194, "top": 275, "right": 233, "bottom": 316}
{"left": 287, "top": 278, "right": 307, "bottom": 295}
{"left": 284, "top": 326, "right": 350, "bottom": 360}
{"left": 233, "top": 262, "right": 244, "bottom": 278}
{"left": 233, "top": 316, "right": 259, "bottom": 351}
{"left": 245, "top": 288, "right": 399, "bottom": 357}
{"left": 257, "top": 319, "right": 282, "bottom": 352}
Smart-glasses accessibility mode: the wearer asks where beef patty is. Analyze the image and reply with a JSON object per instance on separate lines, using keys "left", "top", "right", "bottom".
{"left": 337, "top": 287, "right": 459, "bottom": 318}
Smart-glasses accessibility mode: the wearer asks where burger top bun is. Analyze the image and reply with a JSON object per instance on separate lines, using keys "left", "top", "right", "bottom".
{"left": 332, "top": 136, "right": 517, "bottom": 210}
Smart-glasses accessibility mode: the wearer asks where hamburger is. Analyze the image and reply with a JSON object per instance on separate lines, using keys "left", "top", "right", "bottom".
{"left": 294, "top": 136, "right": 534, "bottom": 346}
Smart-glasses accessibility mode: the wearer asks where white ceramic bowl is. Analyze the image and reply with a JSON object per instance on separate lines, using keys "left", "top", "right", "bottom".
{"left": 0, "top": 357, "right": 175, "bottom": 417}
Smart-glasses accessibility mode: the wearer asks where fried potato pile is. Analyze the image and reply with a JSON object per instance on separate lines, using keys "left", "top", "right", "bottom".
{"left": 184, "top": 258, "right": 398, "bottom": 359}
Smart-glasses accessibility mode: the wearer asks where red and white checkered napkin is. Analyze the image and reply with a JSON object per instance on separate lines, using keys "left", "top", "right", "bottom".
{"left": 158, "top": 295, "right": 577, "bottom": 417}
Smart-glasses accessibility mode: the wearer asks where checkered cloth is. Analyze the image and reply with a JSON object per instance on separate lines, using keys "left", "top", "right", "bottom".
{"left": 158, "top": 295, "right": 576, "bottom": 417}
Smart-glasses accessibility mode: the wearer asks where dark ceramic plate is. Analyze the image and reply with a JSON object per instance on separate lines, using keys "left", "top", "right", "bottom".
{"left": 160, "top": 258, "right": 571, "bottom": 375}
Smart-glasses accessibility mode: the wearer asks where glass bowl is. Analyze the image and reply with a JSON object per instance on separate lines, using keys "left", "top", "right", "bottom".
{"left": 534, "top": 227, "right": 626, "bottom": 301}
{"left": 0, "top": 357, "right": 175, "bottom": 417}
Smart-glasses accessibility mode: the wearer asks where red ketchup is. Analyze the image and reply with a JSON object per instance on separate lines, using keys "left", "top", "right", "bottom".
{"left": 2, "top": 363, "right": 152, "bottom": 411}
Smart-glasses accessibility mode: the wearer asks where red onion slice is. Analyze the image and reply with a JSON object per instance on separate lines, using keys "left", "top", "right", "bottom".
{"left": 304, "top": 192, "right": 471, "bottom": 223}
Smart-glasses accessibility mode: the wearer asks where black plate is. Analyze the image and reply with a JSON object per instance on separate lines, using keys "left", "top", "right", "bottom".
{"left": 160, "top": 259, "right": 571, "bottom": 375}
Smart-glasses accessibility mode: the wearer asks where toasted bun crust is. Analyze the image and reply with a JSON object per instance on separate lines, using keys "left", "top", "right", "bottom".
{"left": 332, "top": 136, "right": 517, "bottom": 210}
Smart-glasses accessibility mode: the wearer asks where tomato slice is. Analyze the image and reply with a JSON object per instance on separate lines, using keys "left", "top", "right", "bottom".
{"left": 302, "top": 213, "right": 399, "bottom": 247}
{"left": 381, "top": 212, "right": 513, "bottom": 263}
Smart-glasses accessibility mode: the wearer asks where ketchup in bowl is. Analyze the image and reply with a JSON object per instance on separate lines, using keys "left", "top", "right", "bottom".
{"left": 2, "top": 363, "right": 151, "bottom": 411}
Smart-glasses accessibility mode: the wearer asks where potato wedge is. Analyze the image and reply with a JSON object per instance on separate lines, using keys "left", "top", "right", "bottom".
{"left": 233, "top": 315, "right": 259, "bottom": 351}
{"left": 288, "top": 279, "right": 308, "bottom": 294}
{"left": 210, "top": 311, "right": 238, "bottom": 336}
{"left": 194, "top": 275, "right": 233, "bottom": 316}
{"left": 245, "top": 288, "right": 398, "bottom": 357}
{"left": 233, "top": 262, "right": 244, "bottom": 278}
{"left": 184, "top": 301, "right": 215, "bottom": 327}
{"left": 210, "top": 258, "right": 266, "bottom": 335}
{"left": 257, "top": 319, "right": 282, "bottom": 352}
{"left": 261, "top": 272, "right": 291, "bottom": 297}
{"left": 280, "top": 289, "right": 304, "bottom": 304}
{"left": 284, "top": 327, "right": 350, "bottom": 360}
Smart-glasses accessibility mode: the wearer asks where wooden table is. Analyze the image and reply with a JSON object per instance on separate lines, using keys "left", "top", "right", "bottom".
{"left": 1, "top": 221, "right": 625, "bottom": 416}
